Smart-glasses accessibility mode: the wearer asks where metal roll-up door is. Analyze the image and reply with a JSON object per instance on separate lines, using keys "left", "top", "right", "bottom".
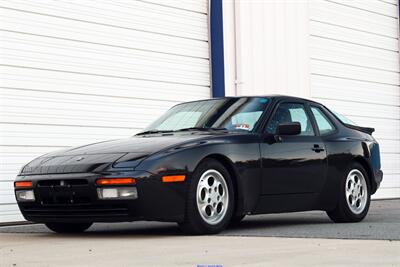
{"left": 309, "top": 0, "right": 400, "bottom": 199}
{"left": 0, "top": 0, "right": 211, "bottom": 223}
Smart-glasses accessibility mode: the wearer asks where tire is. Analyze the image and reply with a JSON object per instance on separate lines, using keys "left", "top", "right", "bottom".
{"left": 327, "top": 162, "right": 371, "bottom": 223}
{"left": 45, "top": 222, "right": 93, "bottom": 233}
{"left": 178, "top": 159, "right": 235, "bottom": 234}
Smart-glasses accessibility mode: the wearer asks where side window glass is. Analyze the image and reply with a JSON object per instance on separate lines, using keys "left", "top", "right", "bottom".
{"left": 311, "top": 107, "right": 335, "bottom": 136}
{"left": 266, "top": 103, "right": 314, "bottom": 136}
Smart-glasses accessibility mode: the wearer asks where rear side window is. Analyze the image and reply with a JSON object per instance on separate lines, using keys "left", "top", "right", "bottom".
{"left": 332, "top": 111, "right": 357, "bottom": 126}
{"left": 311, "top": 106, "right": 335, "bottom": 136}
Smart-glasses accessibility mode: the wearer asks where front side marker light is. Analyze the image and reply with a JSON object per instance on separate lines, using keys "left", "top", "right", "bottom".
{"left": 162, "top": 175, "right": 186, "bottom": 183}
{"left": 16, "top": 190, "right": 35, "bottom": 202}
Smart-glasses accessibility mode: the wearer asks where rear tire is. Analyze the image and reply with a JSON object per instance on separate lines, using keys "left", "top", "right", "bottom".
{"left": 45, "top": 222, "right": 92, "bottom": 233}
{"left": 327, "top": 162, "right": 370, "bottom": 223}
{"left": 179, "top": 159, "right": 234, "bottom": 234}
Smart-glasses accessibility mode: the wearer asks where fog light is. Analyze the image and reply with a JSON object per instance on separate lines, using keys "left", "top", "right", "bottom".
{"left": 16, "top": 190, "right": 35, "bottom": 202}
{"left": 97, "top": 187, "right": 138, "bottom": 200}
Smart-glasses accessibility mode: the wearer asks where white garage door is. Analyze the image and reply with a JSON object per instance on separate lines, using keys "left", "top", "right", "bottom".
{"left": 309, "top": 0, "right": 400, "bottom": 198}
{"left": 0, "top": 0, "right": 211, "bottom": 223}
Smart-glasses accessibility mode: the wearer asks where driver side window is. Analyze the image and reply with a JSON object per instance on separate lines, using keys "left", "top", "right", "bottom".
{"left": 266, "top": 103, "right": 315, "bottom": 136}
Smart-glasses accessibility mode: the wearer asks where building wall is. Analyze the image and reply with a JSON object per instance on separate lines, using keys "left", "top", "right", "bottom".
{"left": 309, "top": 0, "right": 400, "bottom": 198}
{"left": 0, "top": 0, "right": 211, "bottom": 223}
{"left": 223, "top": 0, "right": 400, "bottom": 199}
{"left": 223, "top": 0, "right": 311, "bottom": 97}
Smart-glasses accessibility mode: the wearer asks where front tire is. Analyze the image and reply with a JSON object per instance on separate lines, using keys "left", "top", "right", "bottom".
{"left": 179, "top": 159, "right": 234, "bottom": 234}
{"left": 327, "top": 162, "right": 371, "bottom": 223}
{"left": 45, "top": 222, "right": 92, "bottom": 233}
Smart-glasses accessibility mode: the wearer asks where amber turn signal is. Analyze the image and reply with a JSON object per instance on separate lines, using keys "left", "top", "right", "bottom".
{"left": 162, "top": 175, "right": 186, "bottom": 183}
{"left": 15, "top": 181, "right": 33, "bottom": 188}
{"left": 96, "top": 178, "right": 136, "bottom": 185}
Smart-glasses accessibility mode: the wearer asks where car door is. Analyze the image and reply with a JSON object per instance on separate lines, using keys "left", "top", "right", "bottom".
{"left": 261, "top": 101, "right": 327, "bottom": 195}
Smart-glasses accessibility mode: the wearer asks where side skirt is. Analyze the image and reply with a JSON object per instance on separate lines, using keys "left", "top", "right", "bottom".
{"left": 252, "top": 193, "right": 321, "bottom": 214}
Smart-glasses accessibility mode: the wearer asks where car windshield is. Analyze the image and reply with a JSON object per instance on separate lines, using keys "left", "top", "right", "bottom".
{"left": 141, "top": 97, "right": 270, "bottom": 133}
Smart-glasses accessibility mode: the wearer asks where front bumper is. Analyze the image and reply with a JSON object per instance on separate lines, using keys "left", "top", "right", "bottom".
{"left": 15, "top": 171, "right": 187, "bottom": 223}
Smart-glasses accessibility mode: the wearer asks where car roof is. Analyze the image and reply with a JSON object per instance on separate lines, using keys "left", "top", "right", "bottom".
{"left": 178, "top": 95, "right": 322, "bottom": 106}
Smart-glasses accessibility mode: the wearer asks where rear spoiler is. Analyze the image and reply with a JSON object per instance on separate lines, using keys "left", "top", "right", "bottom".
{"left": 344, "top": 124, "right": 375, "bottom": 135}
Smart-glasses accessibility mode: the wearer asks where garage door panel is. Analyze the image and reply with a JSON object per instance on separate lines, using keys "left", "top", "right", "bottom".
{"left": 310, "top": 21, "right": 399, "bottom": 52}
{"left": 381, "top": 0, "right": 398, "bottom": 5}
{"left": 0, "top": 127, "right": 136, "bottom": 147}
{"left": 0, "top": 124, "right": 138, "bottom": 147}
{"left": 1, "top": 34, "right": 210, "bottom": 86}
{"left": 0, "top": 193, "right": 16, "bottom": 204}
{"left": 311, "top": 59, "right": 399, "bottom": 85}
{"left": 0, "top": 89, "right": 177, "bottom": 127}
{"left": 310, "top": 37, "right": 399, "bottom": 72}
{"left": 0, "top": 0, "right": 211, "bottom": 222}
{"left": 379, "top": 141, "right": 400, "bottom": 155}
{"left": 1, "top": 58, "right": 209, "bottom": 87}
{"left": 0, "top": 181, "right": 16, "bottom": 192}
{"left": 380, "top": 174, "right": 400, "bottom": 188}
{"left": 339, "top": 116, "right": 400, "bottom": 142}
{"left": 0, "top": 0, "right": 209, "bottom": 40}
{"left": 373, "top": 187, "right": 400, "bottom": 199}
{"left": 141, "top": 0, "right": 208, "bottom": 14}
{"left": 311, "top": 1, "right": 398, "bottom": 38}
{"left": 381, "top": 155, "right": 400, "bottom": 174}
{"left": 0, "top": 204, "right": 23, "bottom": 223}
{"left": 310, "top": 0, "right": 399, "bottom": 199}
{"left": 313, "top": 98, "right": 400, "bottom": 120}
{"left": 311, "top": 75, "right": 399, "bottom": 106}
{"left": 1, "top": 8, "right": 209, "bottom": 59}
{"left": 0, "top": 67, "right": 210, "bottom": 103}
{"left": 327, "top": 0, "right": 398, "bottom": 18}
{"left": 1, "top": 31, "right": 209, "bottom": 69}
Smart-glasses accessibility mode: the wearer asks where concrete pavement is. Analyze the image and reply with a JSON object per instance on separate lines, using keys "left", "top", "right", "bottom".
{"left": 0, "top": 199, "right": 399, "bottom": 266}
{"left": 2, "top": 199, "right": 399, "bottom": 240}
{"left": 0, "top": 233, "right": 399, "bottom": 267}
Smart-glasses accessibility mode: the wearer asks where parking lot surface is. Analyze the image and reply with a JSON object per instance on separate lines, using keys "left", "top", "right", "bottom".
{"left": 1, "top": 199, "right": 399, "bottom": 240}
{"left": 0, "top": 199, "right": 399, "bottom": 266}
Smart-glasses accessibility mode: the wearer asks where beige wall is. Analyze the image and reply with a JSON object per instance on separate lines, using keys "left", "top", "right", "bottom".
{"left": 223, "top": 0, "right": 311, "bottom": 98}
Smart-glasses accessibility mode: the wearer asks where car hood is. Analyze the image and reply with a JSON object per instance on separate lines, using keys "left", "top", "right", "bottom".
{"left": 19, "top": 133, "right": 220, "bottom": 175}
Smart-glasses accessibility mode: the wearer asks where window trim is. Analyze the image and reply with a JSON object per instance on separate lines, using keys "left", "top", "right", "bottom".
{"left": 263, "top": 101, "right": 317, "bottom": 136}
{"left": 309, "top": 105, "right": 338, "bottom": 137}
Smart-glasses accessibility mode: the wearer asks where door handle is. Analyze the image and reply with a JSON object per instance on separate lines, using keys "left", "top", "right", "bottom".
{"left": 312, "top": 144, "right": 325, "bottom": 153}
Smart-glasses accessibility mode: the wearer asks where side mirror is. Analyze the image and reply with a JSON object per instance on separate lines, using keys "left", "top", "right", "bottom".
{"left": 277, "top": 122, "right": 301, "bottom": 136}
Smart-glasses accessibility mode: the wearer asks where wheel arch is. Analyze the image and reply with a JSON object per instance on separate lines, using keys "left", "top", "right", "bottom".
{"left": 198, "top": 154, "right": 245, "bottom": 217}
{"left": 352, "top": 156, "right": 376, "bottom": 193}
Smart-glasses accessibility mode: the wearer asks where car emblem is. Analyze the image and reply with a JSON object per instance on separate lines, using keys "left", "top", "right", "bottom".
{"left": 76, "top": 156, "right": 85, "bottom": 161}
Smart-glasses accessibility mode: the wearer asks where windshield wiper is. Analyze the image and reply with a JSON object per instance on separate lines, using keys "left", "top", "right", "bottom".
{"left": 174, "top": 127, "right": 227, "bottom": 132}
{"left": 136, "top": 130, "right": 174, "bottom": 136}
{"left": 136, "top": 127, "right": 227, "bottom": 135}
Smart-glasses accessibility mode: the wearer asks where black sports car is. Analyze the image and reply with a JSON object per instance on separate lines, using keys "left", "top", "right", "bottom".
{"left": 15, "top": 95, "right": 383, "bottom": 234}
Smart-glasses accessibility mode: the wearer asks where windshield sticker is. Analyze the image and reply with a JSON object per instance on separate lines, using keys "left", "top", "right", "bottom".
{"left": 234, "top": 124, "right": 250, "bottom": 130}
